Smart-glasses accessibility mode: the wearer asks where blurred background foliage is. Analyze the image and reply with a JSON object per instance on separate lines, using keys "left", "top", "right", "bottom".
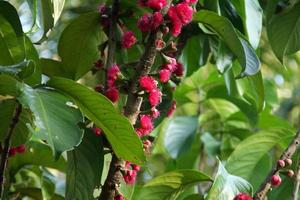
{"left": 4, "top": 0, "right": 300, "bottom": 199}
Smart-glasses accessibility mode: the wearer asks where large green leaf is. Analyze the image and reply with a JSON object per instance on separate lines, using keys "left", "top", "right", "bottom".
{"left": 0, "top": 99, "right": 32, "bottom": 146}
{"left": 0, "top": 15, "right": 24, "bottom": 65}
{"left": 267, "top": 2, "right": 300, "bottom": 63}
{"left": 14, "top": 188, "right": 64, "bottom": 200}
{"left": 58, "top": 12, "right": 104, "bottom": 80}
{"left": 0, "top": 74, "right": 22, "bottom": 97}
{"left": 18, "top": 87, "right": 84, "bottom": 158}
{"left": 26, "top": 0, "right": 65, "bottom": 43}
{"left": 66, "top": 130, "right": 104, "bottom": 200}
{"left": 164, "top": 116, "right": 198, "bottom": 159}
{"left": 41, "top": 58, "right": 71, "bottom": 79}
{"left": 137, "top": 170, "right": 211, "bottom": 200}
{"left": 47, "top": 77, "right": 145, "bottom": 165}
{"left": 179, "top": 35, "right": 209, "bottom": 76}
{"left": 206, "top": 161, "right": 252, "bottom": 200}
{"left": 23, "top": 36, "right": 42, "bottom": 85}
{"left": 226, "top": 129, "right": 294, "bottom": 189}
{"left": 41, "top": 170, "right": 56, "bottom": 200}
{"left": 9, "top": 141, "right": 66, "bottom": 175}
{"left": 0, "top": 1, "right": 23, "bottom": 37}
{"left": 230, "top": 0, "right": 263, "bottom": 49}
{"left": 193, "top": 10, "right": 260, "bottom": 77}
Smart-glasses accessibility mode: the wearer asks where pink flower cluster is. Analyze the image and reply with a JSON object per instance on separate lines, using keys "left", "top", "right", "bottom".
{"left": 234, "top": 193, "right": 253, "bottom": 200}
{"left": 122, "top": 31, "right": 137, "bottom": 49}
{"left": 167, "top": 2, "right": 194, "bottom": 36}
{"left": 137, "top": 12, "right": 163, "bottom": 32}
{"left": 159, "top": 58, "right": 184, "bottom": 83}
{"left": 8, "top": 144, "right": 26, "bottom": 157}
{"left": 105, "top": 65, "right": 120, "bottom": 103}
{"left": 123, "top": 161, "right": 141, "bottom": 184}
{"left": 138, "top": 0, "right": 167, "bottom": 10}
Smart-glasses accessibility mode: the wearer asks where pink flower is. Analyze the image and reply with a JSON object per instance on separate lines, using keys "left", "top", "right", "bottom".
{"left": 107, "top": 65, "right": 120, "bottom": 80}
{"left": 137, "top": 12, "right": 163, "bottom": 32}
{"left": 16, "top": 145, "right": 26, "bottom": 153}
{"left": 140, "top": 115, "right": 154, "bottom": 130}
{"left": 175, "top": 3, "right": 193, "bottom": 25}
{"left": 184, "top": 0, "right": 198, "bottom": 4}
{"left": 147, "top": 0, "right": 167, "bottom": 10}
{"left": 167, "top": 3, "right": 193, "bottom": 36}
{"left": 93, "top": 127, "right": 102, "bottom": 136}
{"left": 132, "top": 164, "right": 141, "bottom": 171}
{"left": 9, "top": 148, "right": 17, "bottom": 157}
{"left": 234, "top": 193, "right": 253, "bottom": 200}
{"left": 155, "top": 39, "right": 165, "bottom": 50}
{"left": 167, "top": 100, "right": 176, "bottom": 117}
{"left": 149, "top": 88, "right": 162, "bottom": 107}
{"left": 159, "top": 69, "right": 171, "bottom": 83}
{"left": 137, "top": 13, "right": 153, "bottom": 32}
{"left": 174, "top": 62, "right": 184, "bottom": 77}
{"left": 105, "top": 87, "right": 119, "bottom": 102}
{"left": 140, "top": 76, "right": 157, "bottom": 92}
{"left": 135, "top": 128, "right": 147, "bottom": 137}
{"left": 143, "top": 140, "right": 152, "bottom": 152}
{"left": 98, "top": 4, "right": 106, "bottom": 13}
{"left": 124, "top": 170, "right": 137, "bottom": 184}
{"left": 152, "top": 12, "right": 164, "bottom": 29}
{"left": 115, "top": 194, "right": 124, "bottom": 200}
{"left": 138, "top": 0, "right": 148, "bottom": 7}
{"left": 122, "top": 31, "right": 137, "bottom": 49}
{"left": 151, "top": 107, "right": 160, "bottom": 118}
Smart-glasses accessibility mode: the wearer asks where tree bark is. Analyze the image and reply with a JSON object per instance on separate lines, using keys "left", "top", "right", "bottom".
{"left": 0, "top": 102, "right": 22, "bottom": 198}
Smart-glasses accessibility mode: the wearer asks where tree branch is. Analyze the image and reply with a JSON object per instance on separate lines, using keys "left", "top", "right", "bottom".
{"left": 292, "top": 155, "right": 300, "bottom": 200}
{"left": 0, "top": 102, "right": 22, "bottom": 198}
{"left": 254, "top": 130, "right": 300, "bottom": 200}
{"left": 104, "top": 0, "right": 119, "bottom": 89}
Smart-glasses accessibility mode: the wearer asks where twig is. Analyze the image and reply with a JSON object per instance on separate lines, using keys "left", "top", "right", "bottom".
{"left": 104, "top": 0, "right": 119, "bottom": 89}
{"left": 292, "top": 155, "right": 300, "bottom": 200}
{"left": 0, "top": 102, "right": 22, "bottom": 198}
{"left": 254, "top": 130, "right": 300, "bottom": 200}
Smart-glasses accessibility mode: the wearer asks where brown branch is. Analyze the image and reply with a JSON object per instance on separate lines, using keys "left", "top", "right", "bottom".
{"left": 292, "top": 155, "right": 300, "bottom": 200}
{"left": 254, "top": 130, "right": 300, "bottom": 200}
{"left": 0, "top": 102, "right": 22, "bottom": 198}
{"left": 104, "top": 0, "right": 119, "bottom": 89}
{"left": 99, "top": 30, "right": 162, "bottom": 200}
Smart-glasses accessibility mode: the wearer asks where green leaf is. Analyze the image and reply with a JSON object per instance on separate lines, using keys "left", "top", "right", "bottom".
{"left": 9, "top": 141, "right": 66, "bottom": 175}
{"left": 41, "top": 58, "right": 71, "bottom": 79}
{"left": 206, "top": 161, "right": 252, "bottom": 200}
{"left": 47, "top": 77, "right": 145, "bottom": 165}
{"left": 267, "top": 2, "right": 300, "bottom": 62}
{"left": 179, "top": 35, "right": 209, "bottom": 76}
{"left": 138, "top": 170, "right": 211, "bottom": 200}
{"left": 0, "top": 15, "right": 24, "bottom": 65}
{"left": 226, "top": 129, "right": 294, "bottom": 188}
{"left": 182, "top": 194, "right": 204, "bottom": 200}
{"left": 14, "top": 188, "right": 64, "bottom": 200}
{"left": 66, "top": 130, "right": 104, "bottom": 200}
{"left": 19, "top": 87, "right": 84, "bottom": 158}
{"left": 230, "top": 0, "right": 263, "bottom": 49}
{"left": 164, "top": 116, "right": 198, "bottom": 159}
{"left": 216, "top": 42, "right": 233, "bottom": 73}
{"left": 0, "top": 1, "right": 23, "bottom": 37}
{"left": 0, "top": 60, "right": 32, "bottom": 76}
{"left": 26, "top": 0, "right": 65, "bottom": 43}
{"left": 23, "top": 36, "right": 42, "bottom": 85}
{"left": 206, "top": 85, "right": 258, "bottom": 125}
{"left": 58, "top": 12, "right": 104, "bottom": 80}
{"left": 0, "top": 99, "right": 32, "bottom": 146}
{"left": 41, "top": 170, "right": 56, "bottom": 200}
{"left": 193, "top": 10, "right": 260, "bottom": 77}
{"left": 0, "top": 74, "right": 22, "bottom": 97}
